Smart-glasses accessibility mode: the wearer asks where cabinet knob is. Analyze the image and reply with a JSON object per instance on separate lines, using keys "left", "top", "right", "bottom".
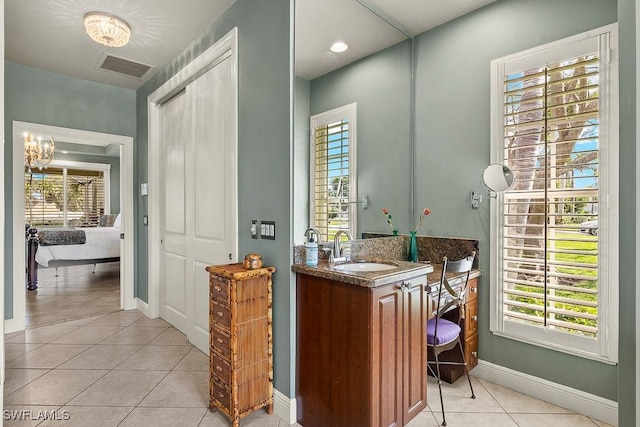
{"left": 214, "top": 285, "right": 222, "bottom": 292}
{"left": 472, "top": 315, "right": 478, "bottom": 322}
{"left": 217, "top": 311, "right": 224, "bottom": 318}
{"left": 472, "top": 351, "right": 478, "bottom": 358}
{"left": 216, "top": 338, "right": 223, "bottom": 344}
{"left": 471, "top": 287, "right": 477, "bottom": 293}
{"left": 216, "top": 365, "right": 223, "bottom": 372}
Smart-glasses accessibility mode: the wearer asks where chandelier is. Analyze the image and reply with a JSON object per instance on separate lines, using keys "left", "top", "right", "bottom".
{"left": 24, "top": 133, "right": 55, "bottom": 172}
{"left": 84, "top": 12, "right": 131, "bottom": 48}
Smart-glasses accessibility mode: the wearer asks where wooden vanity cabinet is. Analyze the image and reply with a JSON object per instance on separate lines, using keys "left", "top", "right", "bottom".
{"left": 206, "top": 263, "right": 275, "bottom": 427}
{"left": 438, "top": 277, "right": 479, "bottom": 384}
{"left": 296, "top": 274, "right": 429, "bottom": 427}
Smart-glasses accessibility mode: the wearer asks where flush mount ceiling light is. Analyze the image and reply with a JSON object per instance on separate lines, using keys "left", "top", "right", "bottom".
{"left": 84, "top": 12, "right": 131, "bottom": 47}
{"left": 330, "top": 41, "right": 349, "bottom": 53}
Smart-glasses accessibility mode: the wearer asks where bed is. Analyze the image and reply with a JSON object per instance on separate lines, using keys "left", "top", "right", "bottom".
{"left": 26, "top": 215, "right": 121, "bottom": 291}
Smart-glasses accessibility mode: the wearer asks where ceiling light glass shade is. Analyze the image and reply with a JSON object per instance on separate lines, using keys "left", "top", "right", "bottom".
{"left": 84, "top": 12, "right": 131, "bottom": 47}
{"left": 24, "top": 132, "right": 55, "bottom": 172}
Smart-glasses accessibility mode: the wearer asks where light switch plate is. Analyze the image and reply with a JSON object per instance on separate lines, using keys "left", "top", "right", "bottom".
{"left": 261, "top": 220, "right": 275, "bottom": 240}
{"left": 141, "top": 183, "right": 149, "bottom": 196}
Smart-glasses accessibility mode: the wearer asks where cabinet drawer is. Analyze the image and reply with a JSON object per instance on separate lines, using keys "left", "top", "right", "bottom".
{"left": 210, "top": 327, "right": 231, "bottom": 359}
{"left": 210, "top": 276, "right": 230, "bottom": 305}
{"left": 211, "top": 352, "right": 231, "bottom": 385}
{"left": 210, "top": 379, "right": 231, "bottom": 411}
{"left": 463, "top": 301, "right": 478, "bottom": 337}
{"left": 467, "top": 278, "right": 479, "bottom": 303}
{"left": 211, "top": 301, "right": 231, "bottom": 329}
{"left": 464, "top": 334, "right": 478, "bottom": 371}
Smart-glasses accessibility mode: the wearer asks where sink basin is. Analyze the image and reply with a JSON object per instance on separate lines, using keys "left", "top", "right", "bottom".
{"left": 332, "top": 262, "right": 398, "bottom": 273}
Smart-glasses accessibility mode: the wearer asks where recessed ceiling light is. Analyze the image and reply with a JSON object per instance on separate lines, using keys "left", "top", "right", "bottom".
{"left": 330, "top": 41, "right": 349, "bottom": 53}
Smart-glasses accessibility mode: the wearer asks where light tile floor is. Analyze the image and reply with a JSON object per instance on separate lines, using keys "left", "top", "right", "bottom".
{"left": 25, "top": 263, "right": 121, "bottom": 328}
{"left": 6, "top": 264, "right": 614, "bottom": 426}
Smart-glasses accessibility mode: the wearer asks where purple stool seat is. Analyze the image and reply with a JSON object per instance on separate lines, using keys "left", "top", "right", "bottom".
{"left": 427, "top": 318, "right": 461, "bottom": 346}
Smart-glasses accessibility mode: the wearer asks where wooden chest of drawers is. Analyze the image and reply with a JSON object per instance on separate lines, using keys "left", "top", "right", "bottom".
{"left": 206, "top": 263, "right": 275, "bottom": 427}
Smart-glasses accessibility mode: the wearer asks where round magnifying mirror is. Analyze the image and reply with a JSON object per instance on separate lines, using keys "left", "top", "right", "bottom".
{"left": 482, "top": 163, "right": 514, "bottom": 193}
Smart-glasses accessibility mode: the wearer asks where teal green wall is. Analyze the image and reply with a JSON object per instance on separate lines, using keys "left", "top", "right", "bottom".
{"left": 309, "top": 40, "right": 412, "bottom": 237}
{"left": 293, "top": 77, "right": 310, "bottom": 242}
{"left": 412, "top": 0, "right": 619, "bottom": 402}
{"left": 4, "top": 61, "right": 136, "bottom": 319}
{"left": 135, "top": 0, "right": 293, "bottom": 395}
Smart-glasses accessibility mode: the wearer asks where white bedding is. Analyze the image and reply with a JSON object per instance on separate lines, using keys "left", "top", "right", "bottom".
{"left": 35, "top": 227, "right": 121, "bottom": 267}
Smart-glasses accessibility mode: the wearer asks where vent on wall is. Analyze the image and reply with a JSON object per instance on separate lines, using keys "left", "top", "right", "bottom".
{"left": 97, "top": 53, "right": 153, "bottom": 79}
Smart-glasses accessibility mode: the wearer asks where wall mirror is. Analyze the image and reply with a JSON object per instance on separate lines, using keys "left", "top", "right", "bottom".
{"left": 293, "top": 0, "right": 412, "bottom": 242}
{"left": 471, "top": 163, "right": 514, "bottom": 209}
{"left": 483, "top": 163, "right": 514, "bottom": 193}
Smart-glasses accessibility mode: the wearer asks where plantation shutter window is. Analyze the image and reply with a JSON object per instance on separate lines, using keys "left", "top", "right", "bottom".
{"left": 25, "top": 164, "right": 110, "bottom": 228}
{"left": 490, "top": 25, "right": 618, "bottom": 363}
{"left": 310, "top": 104, "right": 357, "bottom": 242}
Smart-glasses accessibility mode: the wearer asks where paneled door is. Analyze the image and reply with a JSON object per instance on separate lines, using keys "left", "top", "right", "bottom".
{"left": 159, "top": 54, "right": 236, "bottom": 353}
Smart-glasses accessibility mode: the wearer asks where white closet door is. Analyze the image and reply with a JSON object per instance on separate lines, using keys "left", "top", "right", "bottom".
{"left": 186, "top": 56, "right": 236, "bottom": 352}
{"left": 159, "top": 53, "right": 236, "bottom": 353}
{"left": 160, "top": 90, "right": 189, "bottom": 333}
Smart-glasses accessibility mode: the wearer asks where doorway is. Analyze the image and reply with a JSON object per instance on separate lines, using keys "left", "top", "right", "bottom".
{"left": 9, "top": 121, "right": 135, "bottom": 333}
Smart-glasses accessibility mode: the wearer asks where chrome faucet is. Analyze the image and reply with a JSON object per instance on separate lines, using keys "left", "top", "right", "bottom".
{"left": 304, "top": 228, "right": 322, "bottom": 244}
{"left": 333, "top": 230, "right": 353, "bottom": 259}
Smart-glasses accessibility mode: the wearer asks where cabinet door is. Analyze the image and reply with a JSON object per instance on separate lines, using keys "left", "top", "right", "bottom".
{"left": 403, "top": 277, "right": 428, "bottom": 424}
{"left": 371, "top": 284, "right": 403, "bottom": 427}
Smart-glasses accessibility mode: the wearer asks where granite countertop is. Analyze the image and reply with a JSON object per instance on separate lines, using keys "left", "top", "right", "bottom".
{"left": 291, "top": 259, "right": 434, "bottom": 288}
{"left": 427, "top": 264, "right": 482, "bottom": 287}
{"left": 292, "top": 260, "right": 481, "bottom": 290}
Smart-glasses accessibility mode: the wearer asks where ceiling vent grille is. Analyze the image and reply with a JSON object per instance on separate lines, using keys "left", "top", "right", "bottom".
{"left": 97, "top": 53, "right": 153, "bottom": 79}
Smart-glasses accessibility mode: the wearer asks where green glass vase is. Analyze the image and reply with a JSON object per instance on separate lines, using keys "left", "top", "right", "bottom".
{"left": 408, "top": 231, "right": 418, "bottom": 262}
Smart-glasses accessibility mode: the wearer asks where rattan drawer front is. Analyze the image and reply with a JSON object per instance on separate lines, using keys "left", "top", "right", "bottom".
{"left": 210, "top": 276, "right": 230, "bottom": 305}
{"left": 211, "top": 301, "right": 231, "bottom": 329}
{"left": 211, "top": 352, "right": 231, "bottom": 385}
{"left": 211, "top": 379, "right": 231, "bottom": 412}
{"left": 211, "top": 327, "right": 231, "bottom": 359}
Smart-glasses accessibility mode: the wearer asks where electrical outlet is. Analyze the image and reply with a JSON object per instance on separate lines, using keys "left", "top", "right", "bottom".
{"left": 251, "top": 220, "right": 258, "bottom": 239}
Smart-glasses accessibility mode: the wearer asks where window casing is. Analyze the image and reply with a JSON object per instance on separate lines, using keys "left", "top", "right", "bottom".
{"left": 309, "top": 103, "right": 357, "bottom": 242}
{"left": 489, "top": 25, "right": 618, "bottom": 363}
{"left": 25, "top": 161, "right": 111, "bottom": 228}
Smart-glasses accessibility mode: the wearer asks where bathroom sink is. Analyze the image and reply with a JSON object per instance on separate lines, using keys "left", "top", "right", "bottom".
{"left": 332, "top": 262, "right": 398, "bottom": 273}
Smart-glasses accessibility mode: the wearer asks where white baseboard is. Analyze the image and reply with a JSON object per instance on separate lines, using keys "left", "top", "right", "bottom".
{"left": 473, "top": 359, "right": 618, "bottom": 426}
{"left": 135, "top": 298, "right": 154, "bottom": 318}
{"left": 4, "top": 317, "right": 24, "bottom": 334}
{"left": 273, "top": 388, "right": 297, "bottom": 425}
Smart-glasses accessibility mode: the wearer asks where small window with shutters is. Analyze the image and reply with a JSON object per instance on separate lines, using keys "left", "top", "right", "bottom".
{"left": 489, "top": 24, "right": 618, "bottom": 363}
{"left": 310, "top": 103, "right": 357, "bottom": 242}
{"left": 25, "top": 162, "right": 110, "bottom": 228}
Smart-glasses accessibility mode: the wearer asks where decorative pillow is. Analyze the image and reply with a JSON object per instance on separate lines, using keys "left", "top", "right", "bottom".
{"left": 114, "top": 213, "right": 122, "bottom": 229}
{"left": 99, "top": 214, "right": 118, "bottom": 227}
{"left": 37, "top": 228, "right": 86, "bottom": 246}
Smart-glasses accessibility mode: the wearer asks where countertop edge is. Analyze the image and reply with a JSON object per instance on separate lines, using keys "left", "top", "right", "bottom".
{"left": 292, "top": 261, "right": 434, "bottom": 288}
